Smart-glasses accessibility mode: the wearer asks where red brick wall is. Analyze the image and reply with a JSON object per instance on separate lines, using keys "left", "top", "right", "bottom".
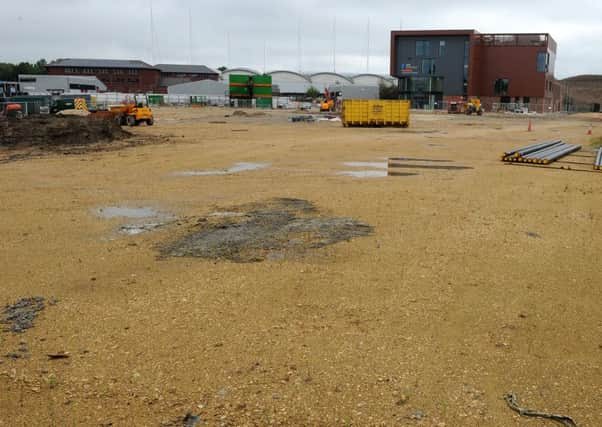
{"left": 474, "top": 46, "right": 547, "bottom": 98}
{"left": 47, "top": 67, "right": 161, "bottom": 93}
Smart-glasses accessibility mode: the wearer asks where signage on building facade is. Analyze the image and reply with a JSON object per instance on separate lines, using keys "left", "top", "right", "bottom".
{"left": 400, "top": 64, "right": 418, "bottom": 75}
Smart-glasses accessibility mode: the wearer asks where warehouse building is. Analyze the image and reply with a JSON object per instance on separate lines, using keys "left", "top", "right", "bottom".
{"left": 155, "top": 64, "right": 218, "bottom": 87}
{"left": 220, "top": 69, "right": 395, "bottom": 96}
{"left": 46, "top": 59, "right": 217, "bottom": 93}
{"left": 390, "top": 30, "right": 561, "bottom": 112}
{"left": 18, "top": 74, "right": 106, "bottom": 95}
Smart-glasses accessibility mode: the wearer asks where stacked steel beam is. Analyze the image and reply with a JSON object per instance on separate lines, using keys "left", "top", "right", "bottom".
{"left": 595, "top": 147, "right": 602, "bottom": 171}
{"left": 502, "top": 140, "right": 581, "bottom": 165}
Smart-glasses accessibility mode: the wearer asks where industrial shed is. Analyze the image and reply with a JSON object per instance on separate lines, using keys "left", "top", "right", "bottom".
{"left": 18, "top": 74, "right": 107, "bottom": 94}
{"left": 167, "top": 80, "right": 228, "bottom": 96}
{"left": 309, "top": 72, "right": 354, "bottom": 91}
{"left": 220, "top": 68, "right": 259, "bottom": 80}
{"left": 268, "top": 71, "right": 312, "bottom": 96}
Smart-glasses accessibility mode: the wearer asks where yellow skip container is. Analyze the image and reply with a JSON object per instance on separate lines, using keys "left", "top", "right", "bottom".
{"left": 341, "top": 99, "right": 410, "bottom": 127}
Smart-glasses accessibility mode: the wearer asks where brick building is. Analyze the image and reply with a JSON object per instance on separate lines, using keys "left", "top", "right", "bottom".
{"left": 390, "top": 30, "right": 561, "bottom": 112}
{"left": 46, "top": 59, "right": 219, "bottom": 93}
{"left": 46, "top": 59, "right": 160, "bottom": 93}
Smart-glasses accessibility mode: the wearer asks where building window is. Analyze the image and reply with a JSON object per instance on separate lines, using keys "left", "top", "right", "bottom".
{"left": 69, "top": 83, "right": 97, "bottom": 91}
{"left": 537, "top": 52, "right": 548, "bottom": 72}
{"left": 439, "top": 40, "right": 446, "bottom": 56}
{"left": 421, "top": 59, "right": 435, "bottom": 75}
{"left": 494, "top": 78, "right": 510, "bottom": 95}
{"left": 128, "top": 69, "right": 138, "bottom": 75}
{"left": 416, "top": 40, "right": 431, "bottom": 56}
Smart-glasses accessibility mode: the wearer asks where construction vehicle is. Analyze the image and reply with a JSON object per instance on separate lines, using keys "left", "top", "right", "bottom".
{"left": 448, "top": 97, "right": 483, "bottom": 115}
{"left": 2, "top": 103, "right": 23, "bottom": 119}
{"left": 109, "top": 94, "right": 154, "bottom": 126}
{"left": 320, "top": 88, "right": 335, "bottom": 112}
{"left": 465, "top": 97, "right": 483, "bottom": 115}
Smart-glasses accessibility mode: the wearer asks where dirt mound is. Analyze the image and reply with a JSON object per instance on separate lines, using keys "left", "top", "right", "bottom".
{"left": 160, "top": 198, "right": 373, "bottom": 262}
{"left": 231, "top": 110, "right": 267, "bottom": 118}
{"left": 0, "top": 115, "right": 130, "bottom": 148}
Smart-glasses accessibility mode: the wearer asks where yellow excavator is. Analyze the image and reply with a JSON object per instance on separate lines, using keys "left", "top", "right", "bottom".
{"left": 320, "top": 88, "right": 335, "bottom": 112}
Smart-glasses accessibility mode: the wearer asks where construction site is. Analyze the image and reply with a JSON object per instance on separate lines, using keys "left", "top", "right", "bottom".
{"left": 2, "top": 3, "right": 602, "bottom": 424}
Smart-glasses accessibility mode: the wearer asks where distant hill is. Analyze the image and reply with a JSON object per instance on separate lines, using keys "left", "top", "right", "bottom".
{"left": 560, "top": 74, "right": 602, "bottom": 110}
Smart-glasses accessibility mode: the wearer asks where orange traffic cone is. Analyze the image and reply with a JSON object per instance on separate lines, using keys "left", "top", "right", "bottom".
{"left": 527, "top": 119, "right": 532, "bottom": 132}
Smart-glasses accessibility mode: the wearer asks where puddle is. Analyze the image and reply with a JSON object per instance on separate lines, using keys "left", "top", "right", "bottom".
{"left": 208, "top": 211, "right": 246, "bottom": 218}
{"left": 342, "top": 161, "right": 388, "bottom": 169}
{"left": 119, "top": 222, "right": 169, "bottom": 235}
{"left": 387, "top": 163, "right": 473, "bottom": 171}
{"left": 160, "top": 198, "right": 372, "bottom": 263}
{"left": 95, "top": 205, "right": 174, "bottom": 236}
{"left": 387, "top": 172, "right": 420, "bottom": 177}
{"left": 337, "top": 170, "right": 388, "bottom": 178}
{"left": 172, "top": 162, "right": 270, "bottom": 177}
{"left": 95, "top": 206, "right": 164, "bottom": 219}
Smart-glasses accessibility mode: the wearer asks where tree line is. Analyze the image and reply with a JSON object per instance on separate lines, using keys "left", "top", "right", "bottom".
{"left": 0, "top": 59, "right": 48, "bottom": 82}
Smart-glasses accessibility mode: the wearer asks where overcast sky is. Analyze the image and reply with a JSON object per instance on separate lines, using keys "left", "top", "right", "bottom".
{"left": 1, "top": 0, "right": 600, "bottom": 78}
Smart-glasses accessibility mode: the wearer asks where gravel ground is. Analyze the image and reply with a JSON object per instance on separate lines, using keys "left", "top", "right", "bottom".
{"left": 0, "top": 107, "right": 601, "bottom": 426}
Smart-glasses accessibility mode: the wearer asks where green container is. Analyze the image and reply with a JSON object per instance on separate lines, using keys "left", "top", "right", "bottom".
{"left": 229, "top": 74, "right": 252, "bottom": 84}
{"left": 9, "top": 95, "right": 51, "bottom": 114}
{"left": 148, "top": 95, "right": 164, "bottom": 105}
{"left": 229, "top": 86, "right": 250, "bottom": 98}
{"left": 256, "top": 98, "right": 272, "bottom": 109}
{"left": 252, "top": 75, "right": 272, "bottom": 85}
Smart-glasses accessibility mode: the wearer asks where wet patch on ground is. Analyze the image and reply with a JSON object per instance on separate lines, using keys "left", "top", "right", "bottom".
{"left": 389, "top": 157, "right": 453, "bottom": 163}
{"left": 387, "top": 163, "right": 474, "bottom": 171}
{"left": 95, "top": 206, "right": 164, "bottom": 219}
{"left": 2, "top": 297, "right": 54, "bottom": 333}
{"left": 342, "top": 161, "right": 388, "bottom": 169}
{"left": 171, "top": 162, "right": 270, "bottom": 176}
{"left": 160, "top": 198, "right": 373, "bottom": 262}
{"left": 337, "top": 170, "right": 388, "bottom": 178}
{"left": 337, "top": 161, "right": 388, "bottom": 178}
{"left": 95, "top": 205, "right": 174, "bottom": 236}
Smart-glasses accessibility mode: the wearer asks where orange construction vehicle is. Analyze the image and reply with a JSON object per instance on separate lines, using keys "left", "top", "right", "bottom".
{"left": 2, "top": 103, "right": 23, "bottom": 119}
{"left": 320, "top": 88, "right": 334, "bottom": 112}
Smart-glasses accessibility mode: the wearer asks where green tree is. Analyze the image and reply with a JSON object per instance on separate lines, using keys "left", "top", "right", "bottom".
{"left": 306, "top": 86, "right": 320, "bottom": 99}
{"left": 217, "top": 66, "right": 227, "bottom": 72}
{"left": 0, "top": 63, "right": 17, "bottom": 81}
{"left": 0, "top": 59, "right": 47, "bottom": 81}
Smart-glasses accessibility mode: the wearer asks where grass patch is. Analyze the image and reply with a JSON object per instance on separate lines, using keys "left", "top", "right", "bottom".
{"left": 591, "top": 136, "right": 602, "bottom": 148}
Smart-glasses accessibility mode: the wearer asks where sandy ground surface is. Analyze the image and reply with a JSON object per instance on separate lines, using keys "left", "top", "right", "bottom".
{"left": 1, "top": 107, "right": 601, "bottom": 426}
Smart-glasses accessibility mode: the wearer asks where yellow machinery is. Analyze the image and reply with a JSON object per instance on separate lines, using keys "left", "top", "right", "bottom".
{"left": 320, "top": 99, "right": 334, "bottom": 112}
{"left": 341, "top": 99, "right": 410, "bottom": 127}
{"left": 465, "top": 97, "right": 483, "bottom": 115}
{"left": 319, "top": 88, "right": 335, "bottom": 112}
{"left": 109, "top": 95, "right": 154, "bottom": 126}
{"left": 448, "top": 97, "right": 483, "bottom": 115}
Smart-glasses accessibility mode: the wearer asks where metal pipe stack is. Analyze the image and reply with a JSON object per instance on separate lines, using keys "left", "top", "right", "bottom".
{"left": 502, "top": 140, "right": 581, "bottom": 165}
{"left": 595, "top": 147, "right": 602, "bottom": 171}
